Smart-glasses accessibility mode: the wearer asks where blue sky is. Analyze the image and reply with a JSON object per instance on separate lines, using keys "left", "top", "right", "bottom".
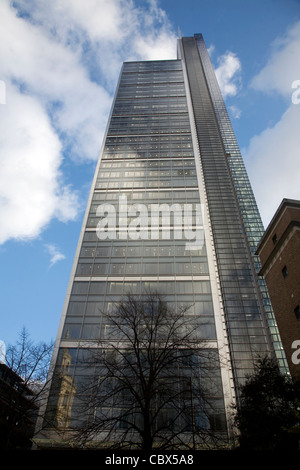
{"left": 0, "top": 0, "right": 300, "bottom": 349}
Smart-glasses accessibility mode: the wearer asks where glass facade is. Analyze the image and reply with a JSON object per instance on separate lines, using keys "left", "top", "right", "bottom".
{"left": 36, "top": 35, "right": 287, "bottom": 448}
{"left": 193, "top": 35, "right": 286, "bottom": 371}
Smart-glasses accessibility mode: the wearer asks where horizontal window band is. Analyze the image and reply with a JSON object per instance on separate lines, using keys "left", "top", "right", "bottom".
{"left": 75, "top": 274, "right": 210, "bottom": 279}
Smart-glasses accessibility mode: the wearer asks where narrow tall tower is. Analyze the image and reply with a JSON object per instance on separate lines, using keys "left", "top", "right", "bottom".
{"left": 35, "top": 34, "right": 288, "bottom": 448}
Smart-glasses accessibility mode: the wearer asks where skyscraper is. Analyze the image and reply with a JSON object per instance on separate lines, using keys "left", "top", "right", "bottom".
{"left": 35, "top": 34, "right": 288, "bottom": 449}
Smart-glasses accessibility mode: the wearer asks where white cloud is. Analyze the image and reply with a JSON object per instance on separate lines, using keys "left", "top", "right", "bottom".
{"left": 207, "top": 44, "right": 215, "bottom": 57}
{"left": 11, "top": 0, "right": 177, "bottom": 85}
{"left": 215, "top": 51, "right": 242, "bottom": 98}
{"left": 0, "top": 340, "right": 6, "bottom": 363}
{"left": 0, "top": 82, "right": 79, "bottom": 244}
{"left": 251, "top": 21, "right": 300, "bottom": 98}
{"left": 134, "top": 31, "right": 177, "bottom": 61}
{"left": 45, "top": 244, "right": 66, "bottom": 267}
{"left": 246, "top": 104, "right": 300, "bottom": 226}
{"left": 0, "top": 1, "right": 113, "bottom": 162}
{"left": 208, "top": 46, "right": 242, "bottom": 118}
{"left": 245, "top": 21, "right": 300, "bottom": 227}
{"left": 229, "top": 105, "right": 241, "bottom": 119}
{"left": 0, "top": 0, "right": 177, "bottom": 245}
{"left": 0, "top": 80, "right": 5, "bottom": 104}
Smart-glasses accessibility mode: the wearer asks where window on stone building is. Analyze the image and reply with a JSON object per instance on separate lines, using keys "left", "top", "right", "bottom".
{"left": 294, "top": 305, "right": 300, "bottom": 320}
{"left": 282, "top": 265, "right": 288, "bottom": 278}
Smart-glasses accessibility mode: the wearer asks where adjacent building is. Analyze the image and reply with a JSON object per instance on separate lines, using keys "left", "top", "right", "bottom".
{"left": 0, "top": 363, "right": 38, "bottom": 449}
{"left": 256, "top": 199, "right": 300, "bottom": 386}
{"left": 34, "top": 33, "right": 288, "bottom": 448}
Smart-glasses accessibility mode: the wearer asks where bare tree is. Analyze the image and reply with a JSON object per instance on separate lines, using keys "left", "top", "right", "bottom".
{"left": 0, "top": 327, "right": 53, "bottom": 449}
{"left": 71, "top": 292, "right": 227, "bottom": 450}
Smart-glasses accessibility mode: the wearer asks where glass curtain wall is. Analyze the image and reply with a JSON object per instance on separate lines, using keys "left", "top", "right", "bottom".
{"left": 41, "top": 59, "right": 229, "bottom": 441}
{"left": 179, "top": 35, "right": 288, "bottom": 392}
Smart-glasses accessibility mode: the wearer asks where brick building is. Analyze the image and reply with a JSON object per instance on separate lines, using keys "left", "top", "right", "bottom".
{"left": 256, "top": 199, "right": 300, "bottom": 385}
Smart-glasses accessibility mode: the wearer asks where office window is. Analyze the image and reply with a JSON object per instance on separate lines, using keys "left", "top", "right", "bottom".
{"left": 282, "top": 265, "right": 288, "bottom": 278}
{"left": 294, "top": 305, "right": 300, "bottom": 320}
